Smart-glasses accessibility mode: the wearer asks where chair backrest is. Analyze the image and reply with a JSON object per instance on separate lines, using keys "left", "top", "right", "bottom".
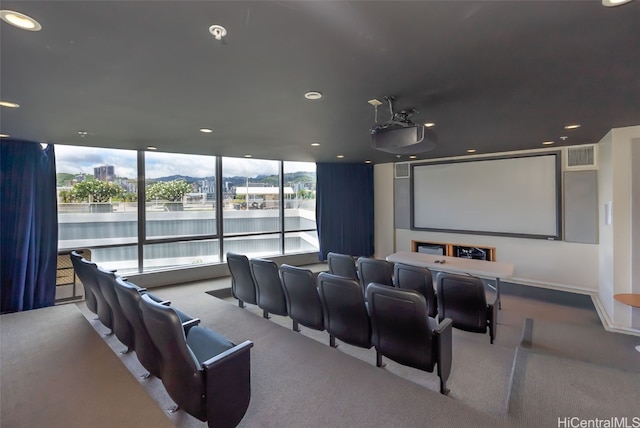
{"left": 226, "top": 252, "right": 258, "bottom": 305}
{"left": 327, "top": 252, "right": 358, "bottom": 280}
{"left": 70, "top": 251, "right": 98, "bottom": 314}
{"left": 366, "top": 283, "right": 438, "bottom": 371}
{"left": 394, "top": 263, "right": 437, "bottom": 318}
{"left": 113, "top": 277, "right": 162, "bottom": 378}
{"left": 279, "top": 264, "right": 324, "bottom": 331}
{"left": 357, "top": 257, "right": 394, "bottom": 290}
{"left": 139, "top": 294, "right": 207, "bottom": 421}
{"left": 436, "top": 272, "right": 488, "bottom": 333}
{"left": 317, "top": 272, "right": 371, "bottom": 348}
{"left": 95, "top": 266, "right": 133, "bottom": 350}
{"left": 249, "top": 258, "right": 288, "bottom": 316}
{"left": 79, "top": 258, "right": 112, "bottom": 329}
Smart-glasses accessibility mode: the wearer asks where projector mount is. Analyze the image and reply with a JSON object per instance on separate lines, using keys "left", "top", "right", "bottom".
{"left": 371, "top": 96, "right": 418, "bottom": 133}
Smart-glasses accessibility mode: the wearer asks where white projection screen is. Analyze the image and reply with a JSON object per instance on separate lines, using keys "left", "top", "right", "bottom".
{"left": 411, "top": 152, "right": 561, "bottom": 239}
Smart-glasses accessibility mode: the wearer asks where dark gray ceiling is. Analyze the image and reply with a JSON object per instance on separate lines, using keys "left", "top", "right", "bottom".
{"left": 1, "top": 1, "right": 638, "bottom": 164}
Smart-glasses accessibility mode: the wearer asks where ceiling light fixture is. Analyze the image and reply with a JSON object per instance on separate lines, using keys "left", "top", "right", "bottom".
{"left": 365, "top": 160, "right": 372, "bottom": 164}
{"left": 336, "top": 155, "right": 344, "bottom": 159}
{"left": 209, "top": 25, "right": 227, "bottom": 41}
{"left": 602, "top": 0, "right": 633, "bottom": 6}
{"left": 200, "top": 128, "right": 213, "bottom": 133}
{"left": 304, "top": 91, "right": 323, "bottom": 100}
{"left": 147, "top": 146, "right": 158, "bottom": 151}
{"left": 542, "top": 141, "right": 554, "bottom": 145}
{"left": 78, "top": 131, "right": 88, "bottom": 137}
{"left": 467, "top": 149, "right": 476, "bottom": 153}
{"left": 0, "top": 134, "right": 9, "bottom": 138}
{"left": 424, "top": 122, "right": 435, "bottom": 128}
{"left": 311, "top": 142, "right": 320, "bottom": 147}
{"left": 409, "top": 155, "right": 417, "bottom": 159}
{"left": 244, "top": 154, "right": 252, "bottom": 158}
{"left": 564, "top": 124, "right": 581, "bottom": 129}
{"left": 0, "top": 101, "right": 20, "bottom": 108}
{"left": 0, "top": 10, "right": 41, "bottom": 31}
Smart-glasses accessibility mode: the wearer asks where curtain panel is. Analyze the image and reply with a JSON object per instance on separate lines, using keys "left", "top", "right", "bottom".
{"left": 1, "top": 140, "right": 58, "bottom": 313}
{"left": 316, "top": 163, "right": 374, "bottom": 260}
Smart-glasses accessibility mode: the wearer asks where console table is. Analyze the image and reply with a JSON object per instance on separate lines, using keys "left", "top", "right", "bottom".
{"left": 387, "top": 251, "right": 514, "bottom": 308}
{"left": 613, "top": 293, "right": 640, "bottom": 353}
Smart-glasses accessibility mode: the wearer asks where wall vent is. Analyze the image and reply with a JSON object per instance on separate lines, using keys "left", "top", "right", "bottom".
{"left": 566, "top": 145, "right": 598, "bottom": 170}
{"left": 395, "top": 162, "right": 410, "bottom": 178}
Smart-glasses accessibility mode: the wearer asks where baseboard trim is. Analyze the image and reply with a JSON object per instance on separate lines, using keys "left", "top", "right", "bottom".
{"left": 591, "top": 294, "right": 640, "bottom": 337}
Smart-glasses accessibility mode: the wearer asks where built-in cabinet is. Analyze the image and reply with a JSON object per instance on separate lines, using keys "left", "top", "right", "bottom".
{"left": 411, "top": 240, "right": 496, "bottom": 261}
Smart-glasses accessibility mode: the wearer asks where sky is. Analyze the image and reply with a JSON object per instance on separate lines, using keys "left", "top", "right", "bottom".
{"left": 54, "top": 145, "right": 315, "bottom": 179}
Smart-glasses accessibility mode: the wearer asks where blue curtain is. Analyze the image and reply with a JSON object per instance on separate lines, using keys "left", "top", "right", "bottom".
{"left": 1, "top": 140, "right": 58, "bottom": 313}
{"left": 316, "top": 163, "right": 374, "bottom": 260}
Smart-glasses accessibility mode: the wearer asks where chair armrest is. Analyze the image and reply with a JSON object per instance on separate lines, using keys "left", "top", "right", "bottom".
{"left": 203, "top": 341, "right": 254, "bottom": 428}
{"left": 182, "top": 318, "right": 201, "bottom": 329}
{"left": 433, "top": 318, "right": 453, "bottom": 394}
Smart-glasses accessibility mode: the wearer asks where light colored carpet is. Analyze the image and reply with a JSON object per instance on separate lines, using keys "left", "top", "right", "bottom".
{"left": 507, "top": 346, "right": 640, "bottom": 427}
{"left": 0, "top": 304, "right": 174, "bottom": 428}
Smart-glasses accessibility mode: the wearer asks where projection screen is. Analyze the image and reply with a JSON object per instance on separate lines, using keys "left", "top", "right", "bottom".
{"left": 411, "top": 152, "right": 561, "bottom": 239}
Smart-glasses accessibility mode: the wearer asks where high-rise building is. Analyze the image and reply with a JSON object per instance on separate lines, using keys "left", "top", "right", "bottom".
{"left": 94, "top": 165, "right": 115, "bottom": 181}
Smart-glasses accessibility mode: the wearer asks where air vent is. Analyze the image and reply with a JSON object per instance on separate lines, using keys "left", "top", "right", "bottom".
{"left": 566, "top": 145, "right": 598, "bottom": 170}
{"left": 395, "top": 162, "right": 410, "bottom": 178}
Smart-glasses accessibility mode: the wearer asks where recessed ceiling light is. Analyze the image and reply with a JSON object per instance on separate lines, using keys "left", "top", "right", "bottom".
{"left": 409, "top": 155, "right": 417, "bottom": 159}
{"left": 542, "top": 141, "right": 554, "bottom": 145}
{"left": 147, "top": 146, "right": 158, "bottom": 151}
{"left": 0, "top": 10, "right": 42, "bottom": 31}
{"left": 304, "top": 91, "right": 323, "bottom": 100}
{"left": 0, "top": 101, "right": 20, "bottom": 108}
{"left": 244, "top": 154, "right": 252, "bottom": 158}
{"left": 424, "top": 122, "right": 435, "bottom": 128}
{"left": 602, "top": 0, "right": 632, "bottom": 6}
{"left": 564, "top": 124, "right": 581, "bottom": 130}
{"left": 336, "top": 155, "right": 344, "bottom": 159}
{"left": 311, "top": 142, "right": 320, "bottom": 147}
{"left": 200, "top": 128, "right": 213, "bottom": 133}
{"left": 467, "top": 149, "right": 476, "bottom": 153}
{"left": 365, "top": 160, "right": 372, "bottom": 164}
{"left": 0, "top": 134, "right": 9, "bottom": 138}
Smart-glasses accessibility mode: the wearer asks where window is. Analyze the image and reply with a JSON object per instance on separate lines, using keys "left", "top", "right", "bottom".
{"left": 56, "top": 145, "right": 138, "bottom": 272}
{"left": 56, "top": 146, "right": 318, "bottom": 274}
{"left": 283, "top": 161, "right": 317, "bottom": 253}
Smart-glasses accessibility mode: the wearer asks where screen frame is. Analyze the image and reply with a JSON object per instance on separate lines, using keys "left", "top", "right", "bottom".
{"left": 409, "top": 151, "right": 562, "bottom": 240}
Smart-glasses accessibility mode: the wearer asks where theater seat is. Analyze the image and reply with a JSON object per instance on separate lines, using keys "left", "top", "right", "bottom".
{"left": 249, "top": 258, "right": 288, "bottom": 319}
{"left": 366, "top": 283, "right": 453, "bottom": 395}
{"left": 226, "top": 252, "right": 258, "bottom": 308}
{"left": 280, "top": 264, "right": 324, "bottom": 332}
{"left": 326, "top": 252, "right": 358, "bottom": 280}
{"left": 139, "top": 294, "right": 253, "bottom": 428}
{"left": 357, "top": 257, "right": 394, "bottom": 291}
{"left": 317, "top": 272, "right": 371, "bottom": 350}
{"left": 394, "top": 263, "right": 438, "bottom": 318}
{"left": 436, "top": 272, "right": 497, "bottom": 344}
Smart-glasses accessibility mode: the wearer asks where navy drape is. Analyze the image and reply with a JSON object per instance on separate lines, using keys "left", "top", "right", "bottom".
{"left": 1, "top": 140, "right": 58, "bottom": 313}
{"left": 316, "top": 163, "right": 374, "bottom": 260}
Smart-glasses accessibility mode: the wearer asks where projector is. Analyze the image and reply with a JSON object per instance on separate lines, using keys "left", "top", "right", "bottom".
{"left": 370, "top": 123, "right": 436, "bottom": 154}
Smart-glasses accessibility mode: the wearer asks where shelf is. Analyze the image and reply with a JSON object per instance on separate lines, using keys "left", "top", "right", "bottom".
{"left": 411, "top": 240, "right": 496, "bottom": 262}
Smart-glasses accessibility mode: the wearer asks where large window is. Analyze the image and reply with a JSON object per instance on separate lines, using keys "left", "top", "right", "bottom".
{"left": 55, "top": 146, "right": 317, "bottom": 273}
{"left": 56, "top": 145, "right": 138, "bottom": 272}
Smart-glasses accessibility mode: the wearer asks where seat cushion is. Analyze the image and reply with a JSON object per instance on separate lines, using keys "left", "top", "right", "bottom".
{"left": 186, "top": 326, "right": 235, "bottom": 364}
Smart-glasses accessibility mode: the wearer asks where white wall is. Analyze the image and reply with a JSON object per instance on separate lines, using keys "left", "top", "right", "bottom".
{"left": 598, "top": 126, "right": 640, "bottom": 331}
{"left": 395, "top": 229, "right": 599, "bottom": 292}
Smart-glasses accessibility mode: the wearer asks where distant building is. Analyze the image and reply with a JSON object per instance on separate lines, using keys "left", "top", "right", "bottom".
{"left": 94, "top": 165, "right": 115, "bottom": 182}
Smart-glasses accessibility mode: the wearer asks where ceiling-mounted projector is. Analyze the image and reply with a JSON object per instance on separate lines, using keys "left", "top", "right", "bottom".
{"left": 369, "top": 97, "right": 437, "bottom": 154}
